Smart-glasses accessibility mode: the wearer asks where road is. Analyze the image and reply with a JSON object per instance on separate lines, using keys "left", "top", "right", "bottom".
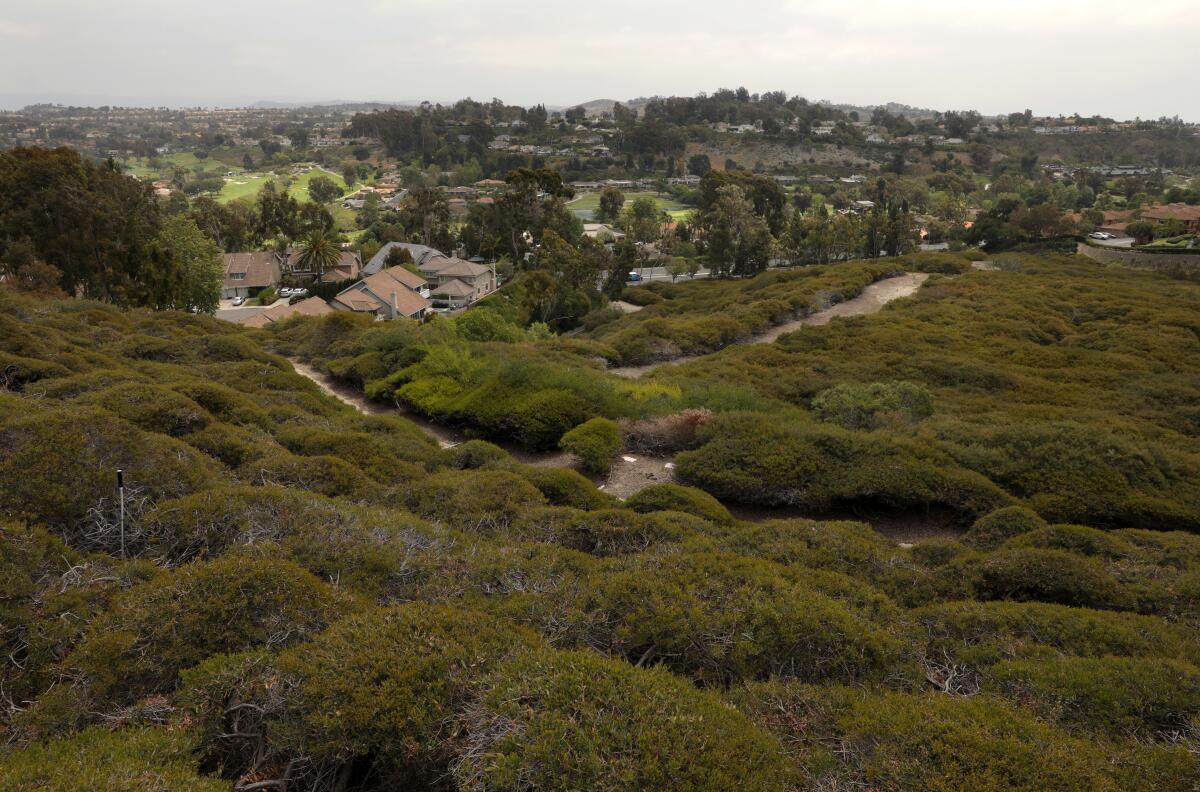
{"left": 625, "top": 264, "right": 711, "bottom": 285}
{"left": 1092, "top": 236, "right": 1135, "bottom": 248}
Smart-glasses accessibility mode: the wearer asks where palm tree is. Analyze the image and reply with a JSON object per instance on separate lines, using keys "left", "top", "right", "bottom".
{"left": 295, "top": 232, "right": 340, "bottom": 281}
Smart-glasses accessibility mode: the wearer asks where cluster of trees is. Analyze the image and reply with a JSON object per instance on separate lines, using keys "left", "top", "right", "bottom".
{"left": 3, "top": 282, "right": 1200, "bottom": 790}
{"left": 0, "top": 147, "right": 223, "bottom": 311}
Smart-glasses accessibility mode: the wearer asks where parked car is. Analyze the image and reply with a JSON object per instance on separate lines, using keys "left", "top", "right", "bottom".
{"left": 1088, "top": 231, "right": 1114, "bottom": 240}
{"left": 627, "top": 271, "right": 642, "bottom": 282}
{"left": 231, "top": 295, "right": 246, "bottom": 306}
{"left": 289, "top": 288, "right": 309, "bottom": 298}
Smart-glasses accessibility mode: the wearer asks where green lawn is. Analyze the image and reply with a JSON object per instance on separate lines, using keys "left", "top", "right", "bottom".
{"left": 568, "top": 190, "right": 690, "bottom": 220}
{"left": 123, "top": 155, "right": 349, "bottom": 207}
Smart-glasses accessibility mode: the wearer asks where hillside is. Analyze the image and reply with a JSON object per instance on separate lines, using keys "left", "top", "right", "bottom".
{"left": 3, "top": 252, "right": 1200, "bottom": 790}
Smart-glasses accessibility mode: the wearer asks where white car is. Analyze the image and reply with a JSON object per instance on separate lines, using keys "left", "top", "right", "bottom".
{"left": 1089, "top": 232, "right": 1113, "bottom": 240}
{"left": 231, "top": 295, "right": 246, "bottom": 307}
{"left": 278, "top": 287, "right": 294, "bottom": 297}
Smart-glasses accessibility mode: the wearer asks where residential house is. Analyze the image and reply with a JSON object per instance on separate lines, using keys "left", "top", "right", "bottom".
{"left": 363, "top": 242, "right": 446, "bottom": 276}
{"left": 239, "top": 296, "right": 334, "bottom": 328}
{"left": 420, "top": 256, "right": 497, "bottom": 305}
{"left": 282, "top": 249, "right": 362, "bottom": 284}
{"left": 1140, "top": 203, "right": 1200, "bottom": 233}
{"left": 330, "top": 267, "right": 431, "bottom": 321}
{"left": 583, "top": 223, "right": 626, "bottom": 242}
{"left": 221, "top": 252, "right": 282, "bottom": 300}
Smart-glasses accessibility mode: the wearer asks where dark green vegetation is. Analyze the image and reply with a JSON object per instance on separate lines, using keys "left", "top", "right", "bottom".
{"left": 2, "top": 250, "right": 1200, "bottom": 790}
{"left": 283, "top": 252, "right": 1200, "bottom": 530}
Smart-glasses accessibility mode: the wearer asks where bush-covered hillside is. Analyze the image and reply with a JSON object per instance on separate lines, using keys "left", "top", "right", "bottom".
{"left": 279, "top": 252, "right": 1200, "bottom": 529}
{"left": 2, "top": 263, "right": 1200, "bottom": 791}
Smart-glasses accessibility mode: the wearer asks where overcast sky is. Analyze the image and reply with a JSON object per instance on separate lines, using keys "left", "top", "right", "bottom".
{"left": 1, "top": 0, "right": 1197, "bottom": 119}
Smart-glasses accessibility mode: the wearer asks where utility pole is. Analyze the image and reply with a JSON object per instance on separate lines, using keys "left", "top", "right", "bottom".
{"left": 117, "top": 469, "right": 125, "bottom": 559}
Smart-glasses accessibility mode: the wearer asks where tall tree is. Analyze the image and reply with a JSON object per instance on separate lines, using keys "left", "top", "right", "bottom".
{"left": 597, "top": 186, "right": 625, "bottom": 222}
{"left": 295, "top": 232, "right": 341, "bottom": 281}
{"left": 157, "top": 215, "right": 223, "bottom": 314}
{"left": 703, "top": 184, "right": 772, "bottom": 278}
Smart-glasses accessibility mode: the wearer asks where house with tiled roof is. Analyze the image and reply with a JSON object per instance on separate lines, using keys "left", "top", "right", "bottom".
{"left": 221, "top": 252, "right": 283, "bottom": 299}
{"left": 1141, "top": 203, "right": 1200, "bottom": 233}
{"left": 239, "top": 296, "right": 334, "bottom": 328}
{"left": 419, "top": 256, "right": 497, "bottom": 304}
{"left": 330, "top": 267, "right": 431, "bottom": 321}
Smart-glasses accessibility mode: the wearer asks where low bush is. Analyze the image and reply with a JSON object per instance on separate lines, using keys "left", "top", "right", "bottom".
{"left": 454, "top": 647, "right": 789, "bottom": 792}
{"left": 558, "top": 416, "right": 622, "bottom": 474}
{"left": 407, "top": 469, "right": 547, "bottom": 533}
{"left": 274, "top": 605, "right": 541, "bottom": 785}
{"left": 989, "top": 655, "right": 1200, "bottom": 737}
{"left": 515, "top": 466, "right": 618, "bottom": 509}
{"left": 238, "top": 449, "right": 372, "bottom": 499}
{"left": 953, "top": 547, "right": 1133, "bottom": 610}
{"left": 67, "top": 555, "right": 353, "bottom": 704}
{"left": 732, "top": 682, "right": 1118, "bottom": 791}
{"left": 0, "top": 726, "right": 223, "bottom": 791}
{"left": 0, "top": 406, "right": 219, "bottom": 535}
{"left": 1004, "top": 524, "right": 1135, "bottom": 558}
{"left": 962, "top": 505, "right": 1048, "bottom": 550}
{"left": 914, "top": 599, "right": 1200, "bottom": 668}
{"left": 576, "top": 552, "right": 900, "bottom": 684}
{"left": 811, "top": 380, "right": 934, "bottom": 430}
{"left": 624, "top": 482, "right": 733, "bottom": 524}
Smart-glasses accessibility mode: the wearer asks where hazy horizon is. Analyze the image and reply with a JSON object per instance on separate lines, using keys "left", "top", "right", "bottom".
{"left": 1, "top": 0, "right": 1198, "bottom": 121}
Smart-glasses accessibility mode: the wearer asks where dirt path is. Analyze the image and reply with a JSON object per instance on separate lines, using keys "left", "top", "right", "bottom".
{"left": 287, "top": 357, "right": 956, "bottom": 543}
{"left": 608, "top": 273, "right": 929, "bottom": 379}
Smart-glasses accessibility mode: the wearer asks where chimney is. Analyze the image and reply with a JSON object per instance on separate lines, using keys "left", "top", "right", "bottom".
{"left": 391, "top": 290, "right": 398, "bottom": 317}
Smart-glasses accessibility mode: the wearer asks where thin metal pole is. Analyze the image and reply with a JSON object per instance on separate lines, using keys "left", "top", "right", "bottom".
{"left": 117, "top": 469, "right": 125, "bottom": 559}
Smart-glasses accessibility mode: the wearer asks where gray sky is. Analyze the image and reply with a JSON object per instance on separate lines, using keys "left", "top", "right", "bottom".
{"left": 1, "top": 0, "right": 1197, "bottom": 119}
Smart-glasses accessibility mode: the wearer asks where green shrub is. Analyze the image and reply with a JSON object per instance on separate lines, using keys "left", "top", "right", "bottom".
{"left": 0, "top": 406, "right": 219, "bottom": 533}
{"left": 428, "top": 439, "right": 513, "bottom": 471}
{"left": 0, "top": 726, "right": 223, "bottom": 791}
{"left": 68, "top": 555, "right": 353, "bottom": 703}
{"left": 963, "top": 506, "right": 1048, "bottom": 550}
{"left": 184, "top": 422, "right": 273, "bottom": 468}
{"left": 954, "top": 547, "right": 1132, "bottom": 610}
{"left": 558, "top": 416, "right": 622, "bottom": 474}
{"left": 990, "top": 655, "right": 1200, "bottom": 737}
{"left": 275, "top": 605, "right": 542, "bottom": 783}
{"left": 74, "top": 382, "right": 215, "bottom": 437}
{"left": 454, "top": 647, "right": 789, "bottom": 792}
{"left": 624, "top": 482, "right": 733, "bottom": 524}
{"left": 811, "top": 380, "right": 934, "bottom": 430}
{"left": 576, "top": 552, "right": 900, "bottom": 684}
{"left": 510, "top": 507, "right": 696, "bottom": 556}
{"left": 732, "top": 682, "right": 1117, "bottom": 791}
{"left": 407, "top": 469, "right": 547, "bottom": 533}
{"left": 1004, "top": 524, "right": 1134, "bottom": 558}
{"left": 274, "top": 424, "right": 429, "bottom": 482}
{"left": 516, "top": 466, "right": 619, "bottom": 509}
{"left": 676, "top": 412, "right": 1011, "bottom": 517}
{"left": 914, "top": 600, "right": 1200, "bottom": 668}
{"left": 238, "top": 449, "right": 371, "bottom": 499}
